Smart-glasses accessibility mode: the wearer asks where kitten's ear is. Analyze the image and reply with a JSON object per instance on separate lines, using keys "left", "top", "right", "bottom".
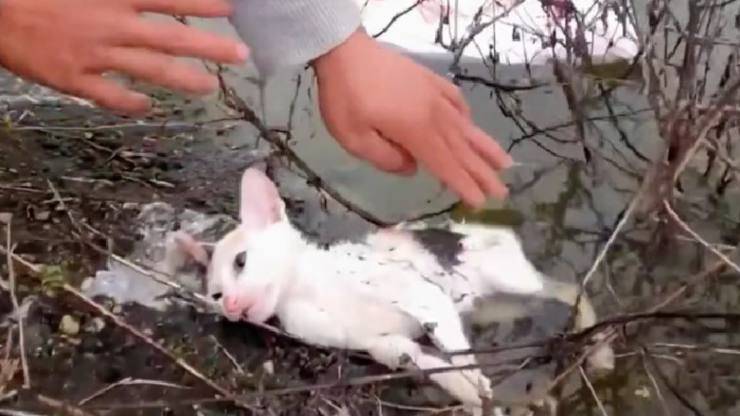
{"left": 239, "top": 167, "right": 285, "bottom": 230}
{"left": 172, "top": 231, "right": 212, "bottom": 267}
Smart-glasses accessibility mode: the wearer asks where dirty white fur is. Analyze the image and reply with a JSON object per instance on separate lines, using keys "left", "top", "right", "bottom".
{"left": 368, "top": 221, "right": 615, "bottom": 373}
{"left": 173, "top": 167, "right": 614, "bottom": 415}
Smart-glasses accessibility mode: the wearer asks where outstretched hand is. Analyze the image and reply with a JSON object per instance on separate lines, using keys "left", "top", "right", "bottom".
{"left": 0, "top": 0, "right": 248, "bottom": 114}
{"left": 312, "top": 29, "right": 512, "bottom": 209}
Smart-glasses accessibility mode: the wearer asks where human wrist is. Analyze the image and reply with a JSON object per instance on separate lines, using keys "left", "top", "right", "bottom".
{"left": 311, "top": 27, "right": 372, "bottom": 79}
{"left": 230, "top": 0, "right": 362, "bottom": 78}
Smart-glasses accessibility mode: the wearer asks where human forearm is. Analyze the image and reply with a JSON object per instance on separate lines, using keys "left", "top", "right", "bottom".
{"left": 229, "top": 0, "right": 362, "bottom": 78}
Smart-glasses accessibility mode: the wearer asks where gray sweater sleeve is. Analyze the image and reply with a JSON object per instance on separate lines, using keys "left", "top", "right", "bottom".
{"left": 229, "top": 0, "right": 363, "bottom": 79}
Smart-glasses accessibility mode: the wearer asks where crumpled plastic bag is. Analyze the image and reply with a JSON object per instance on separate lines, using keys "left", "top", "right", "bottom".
{"left": 82, "top": 202, "right": 237, "bottom": 310}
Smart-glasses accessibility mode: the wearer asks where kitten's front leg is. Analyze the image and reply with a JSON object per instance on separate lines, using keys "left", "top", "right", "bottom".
{"left": 366, "top": 334, "right": 492, "bottom": 415}
{"left": 402, "top": 294, "right": 493, "bottom": 404}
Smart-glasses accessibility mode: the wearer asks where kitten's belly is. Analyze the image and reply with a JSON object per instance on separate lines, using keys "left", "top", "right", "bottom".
{"left": 327, "top": 295, "right": 423, "bottom": 340}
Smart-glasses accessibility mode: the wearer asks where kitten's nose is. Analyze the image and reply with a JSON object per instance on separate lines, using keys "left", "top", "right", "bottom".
{"left": 223, "top": 295, "right": 243, "bottom": 314}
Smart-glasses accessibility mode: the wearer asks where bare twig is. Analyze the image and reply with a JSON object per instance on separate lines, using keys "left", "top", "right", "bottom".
{"left": 214, "top": 65, "right": 394, "bottom": 227}
{"left": 37, "top": 394, "right": 98, "bottom": 416}
{"left": 640, "top": 349, "right": 671, "bottom": 415}
{"left": 85, "top": 355, "right": 539, "bottom": 411}
{"left": 641, "top": 347, "right": 705, "bottom": 416}
{"left": 369, "top": 394, "right": 463, "bottom": 414}
{"left": 209, "top": 335, "right": 245, "bottom": 375}
{"left": 578, "top": 366, "right": 608, "bottom": 416}
{"left": 78, "top": 377, "right": 190, "bottom": 406}
{"left": 672, "top": 76, "right": 740, "bottom": 184}
{"left": 1, "top": 216, "right": 29, "bottom": 388}
{"left": 447, "top": 0, "right": 526, "bottom": 71}
{"left": 663, "top": 200, "right": 740, "bottom": 275}
{"left": 371, "top": 0, "right": 425, "bottom": 38}
{"left": 581, "top": 185, "right": 644, "bottom": 289}
{"left": 650, "top": 342, "right": 740, "bottom": 356}
{"left": 61, "top": 284, "right": 241, "bottom": 404}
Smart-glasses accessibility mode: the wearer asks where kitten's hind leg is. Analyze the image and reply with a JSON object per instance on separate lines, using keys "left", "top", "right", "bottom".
{"left": 532, "top": 277, "right": 615, "bottom": 372}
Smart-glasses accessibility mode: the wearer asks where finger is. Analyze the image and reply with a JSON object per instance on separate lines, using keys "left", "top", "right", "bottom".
{"left": 408, "top": 131, "right": 486, "bottom": 207}
{"left": 72, "top": 75, "right": 151, "bottom": 114}
{"left": 444, "top": 125, "right": 509, "bottom": 200}
{"left": 102, "top": 47, "right": 218, "bottom": 94}
{"left": 340, "top": 130, "right": 418, "bottom": 176}
{"left": 438, "top": 103, "right": 509, "bottom": 199}
{"left": 122, "top": 21, "right": 248, "bottom": 63}
{"left": 465, "top": 124, "right": 514, "bottom": 170}
{"left": 431, "top": 73, "right": 471, "bottom": 118}
{"left": 430, "top": 103, "right": 508, "bottom": 203}
{"left": 132, "top": 0, "right": 233, "bottom": 17}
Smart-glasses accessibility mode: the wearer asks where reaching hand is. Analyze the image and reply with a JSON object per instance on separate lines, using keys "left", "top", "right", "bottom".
{"left": 312, "top": 29, "right": 512, "bottom": 209}
{"left": 0, "top": 0, "right": 248, "bottom": 114}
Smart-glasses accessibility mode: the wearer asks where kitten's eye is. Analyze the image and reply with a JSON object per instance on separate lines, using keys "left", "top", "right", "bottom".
{"left": 234, "top": 251, "right": 247, "bottom": 269}
{"left": 212, "top": 292, "right": 223, "bottom": 301}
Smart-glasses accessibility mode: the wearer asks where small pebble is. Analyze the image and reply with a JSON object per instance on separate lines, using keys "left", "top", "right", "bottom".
{"left": 634, "top": 386, "right": 650, "bottom": 398}
{"left": 59, "top": 315, "right": 80, "bottom": 336}
{"left": 79, "top": 278, "right": 94, "bottom": 292}
{"left": 0, "top": 213, "right": 12, "bottom": 225}
{"left": 34, "top": 210, "right": 51, "bottom": 221}
{"left": 262, "top": 360, "right": 274, "bottom": 375}
{"left": 84, "top": 317, "right": 106, "bottom": 333}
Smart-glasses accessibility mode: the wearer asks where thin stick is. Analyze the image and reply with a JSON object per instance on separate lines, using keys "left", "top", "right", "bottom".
{"left": 663, "top": 200, "right": 740, "bottom": 275}
{"left": 370, "top": 395, "right": 463, "bottom": 414}
{"left": 78, "top": 377, "right": 190, "bottom": 406}
{"left": 60, "top": 284, "right": 247, "bottom": 408}
{"left": 651, "top": 342, "right": 740, "bottom": 356}
{"left": 37, "top": 394, "right": 98, "bottom": 416}
{"left": 2, "top": 217, "right": 30, "bottom": 388}
{"left": 209, "top": 336, "right": 245, "bottom": 375}
{"left": 578, "top": 366, "right": 608, "bottom": 416}
{"left": 85, "top": 356, "right": 537, "bottom": 410}
{"left": 581, "top": 186, "right": 643, "bottom": 289}
{"left": 549, "top": 256, "right": 731, "bottom": 392}
{"left": 640, "top": 350, "right": 671, "bottom": 415}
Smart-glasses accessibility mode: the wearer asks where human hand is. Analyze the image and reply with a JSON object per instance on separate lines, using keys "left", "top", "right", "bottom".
{"left": 311, "top": 29, "right": 512, "bottom": 209}
{"left": 0, "top": 0, "right": 248, "bottom": 114}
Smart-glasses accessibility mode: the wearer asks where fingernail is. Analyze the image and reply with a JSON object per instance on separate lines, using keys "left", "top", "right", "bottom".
{"left": 501, "top": 154, "right": 515, "bottom": 169}
{"left": 236, "top": 43, "right": 249, "bottom": 61}
{"left": 394, "top": 163, "right": 418, "bottom": 176}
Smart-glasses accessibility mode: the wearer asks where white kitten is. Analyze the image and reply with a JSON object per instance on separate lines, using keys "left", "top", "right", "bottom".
{"left": 173, "top": 167, "right": 613, "bottom": 415}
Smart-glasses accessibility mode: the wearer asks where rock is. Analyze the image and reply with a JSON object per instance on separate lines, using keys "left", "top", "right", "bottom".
{"left": 34, "top": 210, "right": 51, "bottom": 221}
{"left": 83, "top": 317, "right": 106, "bottom": 333}
{"left": 262, "top": 360, "right": 274, "bottom": 375}
{"left": 59, "top": 315, "right": 80, "bottom": 336}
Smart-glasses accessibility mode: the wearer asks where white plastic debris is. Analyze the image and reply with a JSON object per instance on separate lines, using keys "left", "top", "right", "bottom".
{"left": 83, "top": 202, "right": 237, "bottom": 310}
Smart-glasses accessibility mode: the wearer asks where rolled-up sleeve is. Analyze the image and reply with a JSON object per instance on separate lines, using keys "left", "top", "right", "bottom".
{"left": 229, "top": 0, "right": 362, "bottom": 78}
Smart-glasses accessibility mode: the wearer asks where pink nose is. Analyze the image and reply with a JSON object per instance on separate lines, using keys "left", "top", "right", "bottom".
{"left": 223, "top": 294, "right": 245, "bottom": 314}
